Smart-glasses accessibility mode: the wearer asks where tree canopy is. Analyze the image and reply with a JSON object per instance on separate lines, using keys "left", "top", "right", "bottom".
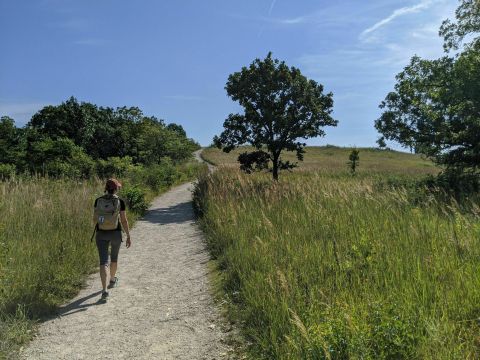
{"left": 0, "top": 116, "right": 24, "bottom": 165}
{"left": 0, "top": 97, "right": 199, "bottom": 177}
{"left": 214, "top": 53, "right": 337, "bottom": 180}
{"left": 440, "top": 0, "right": 480, "bottom": 51}
{"left": 375, "top": 0, "right": 480, "bottom": 174}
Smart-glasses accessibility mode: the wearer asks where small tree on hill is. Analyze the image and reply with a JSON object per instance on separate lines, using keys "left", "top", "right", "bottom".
{"left": 213, "top": 53, "right": 337, "bottom": 180}
{"left": 348, "top": 148, "right": 360, "bottom": 175}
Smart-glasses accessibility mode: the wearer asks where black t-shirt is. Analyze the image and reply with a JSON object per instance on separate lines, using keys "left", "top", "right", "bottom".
{"left": 94, "top": 196, "right": 126, "bottom": 231}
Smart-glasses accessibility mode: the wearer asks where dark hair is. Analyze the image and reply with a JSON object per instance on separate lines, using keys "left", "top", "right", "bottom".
{"left": 105, "top": 178, "right": 122, "bottom": 194}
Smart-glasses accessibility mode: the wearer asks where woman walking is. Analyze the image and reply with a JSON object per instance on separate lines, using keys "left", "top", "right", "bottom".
{"left": 93, "top": 178, "right": 132, "bottom": 301}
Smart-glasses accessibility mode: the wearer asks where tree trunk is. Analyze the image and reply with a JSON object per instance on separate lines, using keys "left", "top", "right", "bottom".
{"left": 272, "top": 154, "right": 279, "bottom": 181}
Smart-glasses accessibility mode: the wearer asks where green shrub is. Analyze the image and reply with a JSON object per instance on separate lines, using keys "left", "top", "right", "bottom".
{"left": 367, "top": 303, "right": 417, "bottom": 359}
{"left": 120, "top": 184, "right": 148, "bottom": 214}
{"left": 44, "top": 160, "right": 81, "bottom": 178}
{"left": 43, "top": 155, "right": 94, "bottom": 179}
{"left": 143, "top": 159, "right": 178, "bottom": 191}
{"left": 0, "top": 164, "right": 16, "bottom": 180}
{"left": 95, "top": 156, "right": 135, "bottom": 178}
{"left": 423, "top": 168, "right": 480, "bottom": 196}
{"left": 69, "top": 151, "right": 95, "bottom": 178}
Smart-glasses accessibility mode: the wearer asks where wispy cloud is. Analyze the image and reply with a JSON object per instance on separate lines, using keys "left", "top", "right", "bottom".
{"left": 268, "top": 0, "right": 277, "bottom": 16}
{"left": 251, "top": 7, "right": 356, "bottom": 28}
{"left": 258, "top": 0, "right": 279, "bottom": 38}
{"left": 360, "top": 0, "right": 435, "bottom": 41}
{"left": 271, "top": 15, "right": 308, "bottom": 25}
{"left": 256, "top": 0, "right": 311, "bottom": 37}
{"left": 297, "top": 0, "right": 455, "bottom": 93}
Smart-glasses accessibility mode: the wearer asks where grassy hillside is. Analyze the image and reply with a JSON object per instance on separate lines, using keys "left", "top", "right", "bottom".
{"left": 201, "top": 146, "right": 439, "bottom": 176}
{"left": 195, "top": 147, "right": 480, "bottom": 359}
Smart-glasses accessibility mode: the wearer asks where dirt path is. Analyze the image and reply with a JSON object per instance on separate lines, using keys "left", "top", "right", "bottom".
{"left": 22, "top": 152, "right": 230, "bottom": 359}
{"left": 194, "top": 149, "right": 215, "bottom": 172}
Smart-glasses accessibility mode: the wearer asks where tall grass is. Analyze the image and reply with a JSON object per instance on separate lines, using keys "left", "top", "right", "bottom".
{"left": 194, "top": 168, "right": 480, "bottom": 359}
{"left": 0, "top": 161, "right": 206, "bottom": 358}
{"left": 0, "top": 178, "right": 101, "bottom": 356}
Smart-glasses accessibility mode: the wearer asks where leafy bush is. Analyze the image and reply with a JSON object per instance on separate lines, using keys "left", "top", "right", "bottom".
{"left": 0, "top": 164, "right": 16, "bottom": 180}
{"left": 69, "top": 151, "right": 95, "bottom": 178}
{"left": 25, "top": 137, "right": 95, "bottom": 178}
{"left": 120, "top": 184, "right": 148, "bottom": 214}
{"left": 42, "top": 156, "right": 94, "bottom": 179}
{"left": 44, "top": 160, "right": 79, "bottom": 178}
{"left": 143, "top": 158, "right": 178, "bottom": 191}
{"left": 423, "top": 168, "right": 480, "bottom": 195}
{"left": 95, "top": 156, "right": 135, "bottom": 178}
{"left": 367, "top": 303, "right": 417, "bottom": 359}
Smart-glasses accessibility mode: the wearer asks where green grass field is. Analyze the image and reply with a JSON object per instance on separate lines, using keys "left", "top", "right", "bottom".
{"left": 196, "top": 147, "right": 480, "bottom": 359}
{"left": 201, "top": 146, "right": 439, "bottom": 176}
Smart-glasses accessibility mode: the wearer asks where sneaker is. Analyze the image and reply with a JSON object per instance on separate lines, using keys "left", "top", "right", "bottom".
{"left": 100, "top": 291, "right": 109, "bottom": 301}
{"left": 107, "top": 276, "right": 119, "bottom": 289}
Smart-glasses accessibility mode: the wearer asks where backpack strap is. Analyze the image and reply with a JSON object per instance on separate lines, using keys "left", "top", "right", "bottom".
{"left": 90, "top": 226, "right": 97, "bottom": 242}
{"left": 91, "top": 197, "right": 101, "bottom": 241}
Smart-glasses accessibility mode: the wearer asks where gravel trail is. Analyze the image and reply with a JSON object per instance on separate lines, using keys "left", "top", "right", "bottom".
{"left": 22, "top": 152, "right": 230, "bottom": 359}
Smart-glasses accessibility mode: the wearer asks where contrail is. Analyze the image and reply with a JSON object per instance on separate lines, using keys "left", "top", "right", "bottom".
{"left": 258, "top": 0, "right": 276, "bottom": 38}
{"left": 360, "top": 0, "right": 434, "bottom": 39}
{"left": 268, "top": 0, "right": 277, "bottom": 16}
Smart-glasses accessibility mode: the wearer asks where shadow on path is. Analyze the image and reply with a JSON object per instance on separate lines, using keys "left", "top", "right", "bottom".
{"left": 144, "top": 200, "right": 194, "bottom": 225}
{"left": 56, "top": 290, "right": 103, "bottom": 317}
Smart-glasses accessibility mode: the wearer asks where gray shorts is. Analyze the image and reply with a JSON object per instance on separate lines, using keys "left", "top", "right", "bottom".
{"left": 96, "top": 230, "right": 122, "bottom": 265}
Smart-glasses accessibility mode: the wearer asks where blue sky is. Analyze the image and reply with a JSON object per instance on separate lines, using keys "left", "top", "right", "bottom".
{"left": 0, "top": 0, "right": 457, "bottom": 147}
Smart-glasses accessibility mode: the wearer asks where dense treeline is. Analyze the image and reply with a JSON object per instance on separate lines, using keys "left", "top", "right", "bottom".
{"left": 0, "top": 96, "right": 199, "bottom": 178}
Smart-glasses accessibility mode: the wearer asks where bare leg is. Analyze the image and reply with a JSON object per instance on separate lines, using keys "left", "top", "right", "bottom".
{"left": 110, "top": 261, "right": 118, "bottom": 279}
{"left": 100, "top": 264, "right": 109, "bottom": 291}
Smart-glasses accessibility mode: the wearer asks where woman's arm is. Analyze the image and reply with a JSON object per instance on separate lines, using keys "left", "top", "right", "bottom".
{"left": 120, "top": 211, "right": 131, "bottom": 248}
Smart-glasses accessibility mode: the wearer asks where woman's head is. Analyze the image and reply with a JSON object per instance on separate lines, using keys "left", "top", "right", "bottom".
{"left": 105, "top": 178, "right": 122, "bottom": 194}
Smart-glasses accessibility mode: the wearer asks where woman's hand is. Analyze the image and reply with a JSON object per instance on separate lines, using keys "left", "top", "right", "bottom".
{"left": 126, "top": 235, "right": 132, "bottom": 248}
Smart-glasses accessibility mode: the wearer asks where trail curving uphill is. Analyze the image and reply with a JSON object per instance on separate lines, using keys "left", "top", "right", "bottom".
{"left": 22, "top": 151, "right": 230, "bottom": 359}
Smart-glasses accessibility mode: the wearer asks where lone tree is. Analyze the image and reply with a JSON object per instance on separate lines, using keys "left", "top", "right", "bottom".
{"left": 375, "top": 0, "right": 480, "bottom": 175}
{"left": 214, "top": 53, "right": 337, "bottom": 180}
{"left": 348, "top": 148, "right": 360, "bottom": 175}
